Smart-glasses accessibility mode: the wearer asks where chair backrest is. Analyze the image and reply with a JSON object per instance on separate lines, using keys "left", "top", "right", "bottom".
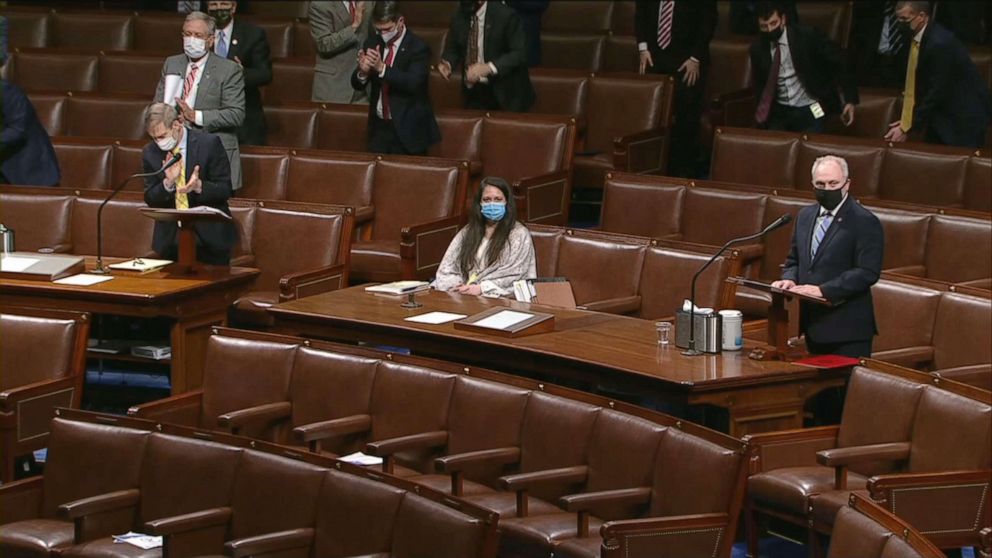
{"left": 263, "top": 105, "right": 318, "bottom": 148}
{"left": 871, "top": 207, "right": 931, "bottom": 272}
{"left": 908, "top": 385, "right": 992, "bottom": 472}
{"left": 539, "top": 33, "right": 604, "bottom": 71}
{"left": 711, "top": 128, "right": 800, "bottom": 187}
{"left": 585, "top": 74, "right": 670, "bottom": 153}
{"left": 238, "top": 147, "right": 291, "bottom": 200}
{"left": 529, "top": 70, "right": 589, "bottom": 118}
{"left": 138, "top": 433, "right": 242, "bottom": 524}
{"left": 264, "top": 61, "right": 315, "bottom": 105}
{"left": 931, "top": 292, "right": 992, "bottom": 370}
{"left": 42, "top": 418, "right": 149, "bottom": 518}
{"left": 284, "top": 151, "right": 375, "bottom": 207}
{"left": 870, "top": 280, "right": 941, "bottom": 353}
{"left": 229, "top": 203, "right": 256, "bottom": 262}
{"left": 649, "top": 428, "right": 741, "bottom": 521}
{"left": 879, "top": 148, "right": 970, "bottom": 206}
{"left": 603, "top": 35, "right": 638, "bottom": 73}
{"left": 391, "top": 491, "right": 489, "bottom": 558}
{"left": 796, "top": 0, "right": 852, "bottom": 47}
{"left": 705, "top": 38, "right": 753, "bottom": 102}
{"left": 480, "top": 115, "right": 572, "bottom": 181}
{"left": 555, "top": 229, "right": 647, "bottom": 307}
{"left": 584, "top": 410, "right": 665, "bottom": 520}
{"left": 70, "top": 195, "right": 155, "bottom": 257}
{"left": 824, "top": 90, "right": 900, "bottom": 140}
{"left": 111, "top": 141, "right": 149, "bottom": 191}
{"left": 964, "top": 157, "right": 992, "bottom": 212}
{"left": 759, "top": 195, "right": 808, "bottom": 279}
{"left": 609, "top": 1, "right": 636, "bottom": 36}
{"left": 542, "top": 0, "right": 614, "bottom": 33}
{"left": 0, "top": 191, "right": 73, "bottom": 252}
{"left": 249, "top": 204, "right": 348, "bottom": 291}
{"left": 50, "top": 12, "right": 133, "bottom": 50}
{"left": 828, "top": 494, "right": 945, "bottom": 558}
{"left": 65, "top": 95, "right": 148, "bottom": 140}
{"left": 131, "top": 15, "right": 182, "bottom": 51}
{"left": 518, "top": 392, "right": 600, "bottom": 501}
{"left": 52, "top": 139, "right": 113, "bottom": 189}
{"left": 200, "top": 334, "right": 298, "bottom": 437}
{"left": 601, "top": 175, "right": 686, "bottom": 238}
{"left": 293, "top": 20, "right": 314, "bottom": 58}
{"left": 98, "top": 53, "right": 163, "bottom": 96}
{"left": 313, "top": 469, "right": 406, "bottom": 557}
{"left": 637, "top": 245, "right": 732, "bottom": 320}
{"left": 10, "top": 51, "right": 99, "bottom": 93}
{"left": 370, "top": 158, "right": 463, "bottom": 241}
{"left": 680, "top": 187, "right": 767, "bottom": 246}
{"left": 240, "top": 17, "right": 294, "bottom": 58}
{"left": 26, "top": 92, "right": 67, "bottom": 136}
{"left": 0, "top": 310, "right": 84, "bottom": 391}
{"left": 400, "top": 1, "right": 458, "bottom": 27}
{"left": 316, "top": 104, "right": 369, "bottom": 152}
{"left": 430, "top": 111, "right": 485, "bottom": 163}
{"left": 417, "top": 26, "right": 448, "bottom": 66}
{"left": 923, "top": 215, "right": 992, "bottom": 283}
{"left": 528, "top": 224, "right": 563, "bottom": 277}
{"left": 5, "top": 10, "right": 51, "bottom": 48}
{"left": 227, "top": 451, "right": 326, "bottom": 539}
{"left": 795, "top": 138, "right": 886, "bottom": 198}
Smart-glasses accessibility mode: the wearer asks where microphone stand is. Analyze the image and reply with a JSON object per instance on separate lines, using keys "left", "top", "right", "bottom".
{"left": 92, "top": 156, "right": 181, "bottom": 275}
{"left": 683, "top": 216, "right": 792, "bottom": 356}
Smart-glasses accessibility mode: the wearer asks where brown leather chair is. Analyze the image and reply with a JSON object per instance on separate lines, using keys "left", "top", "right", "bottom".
{"left": 555, "top": 229, "right": 648, "bottom": 314}
{"left": 51, "top": 139, "right": 114, "bottom": 190}
{"left": 530, "top": 69, "right": 590, "bottom": 119}
{"left": 292, "top": 20, "right": 315, "bottom": 59}
{"left": 247, "top": 0, "right": 309, "bottom": 18}
{"left": 602, "top": 35, "right": 638, "bottom": 73}
{"left": 64, "top": 95, "right": 148, "bottom": 141}
{"left": 529, "top": 224, "right": 564, "bottom": 278}
{"left": 795, "top": 137, "right": 886, "bottom": 198}
{"left": 600, "top": 173, "right": 686, "bottom": 238}
{"left": 429, "top": 111, "right": 485, "bottom": 172}
{"left": 428, "top": 69, "right": 466, "bottom": 110}
{"left": 5, "top": 9, "right": 51, "bottom": 49}
{"left": 703, "top": 37, "right": 755, "bottom": 148}
{"left": 795, "top": 1, "right": 852, "bottom": 48}
{"left": 823, "top": 89, "right": 901, "bottom": 140}
{"left": 70, "top": 193, "right": 157, "bottom": 258}
{"left": 827, "top": 494, "right": 945, "bottom": 558}
{"left": 872, "top": 207, "right": 931, "bottom": 274}
{"left": 262, "top": 105, "right": 318, "bottom": 148}
{"left": 315, "top": 103, "right": 369, "bottom": 152}
{"left": 237, "top": 146, "right": 291, "bottom": 200}
{"left": 929, "top": 291, "right": 992, "bottom": 389}
{"left": 539, "top": 34, "right": 605, "bottom": 72}
{"left": 964, "top": 156, "right": 992, "bottom": 212}
{"left": 0, "top": 188, "right": 74, "bottom": 252}
{"left": 7, "top": 51, "right": 99, "bottom": 93}
{"left": 870, "top": 279, "right": 942, "bottom": 369}
{"left": 399, "top": 1, "right": 459, "bottom": 28}
{"left": 98, "top": 53, "right": 163, "bottom": 96}
{"left": 542, "top": 0, "right": 614, "bottom": 33}
{"left": 263, "top": 60, "right": 315, "bottom": 105}
{"left": 229, "top": 200, "right": 353, "bottom": 326}
{"left": 110, "top": 139, "right": 149, "bottom": 192}
{"left": 609, "top": 1, "right": 636, "bottom": 36}
{"left": 238, "top": 16, "right": 294, "bottom": 58}
{"left": 283, "top": 150, "right": 376, "bottom": 221}
{"left": 711, "top": 127, "right": 801, "bottom": 187}
{"left": 50, "top": 13, "right": 133, "bottom": 50}
{"left": 26, "top": 92, "right": 68, "bottom": 136}
{"left": 0, "top": 308, "right": 88, "bottom": 483}
{"left": 879, "top": 147, "right": 970, "bottom": 206}
{"left": 131, "top": 15, "right": 182, "bottom": 52}
{"left": 417, "top": 26, "right": 448, "bottom": 66}
{"left": 0, "top": 418, "right": 150, "bottom": 557}
{"left": 636, "top": 243, "right": 736, "bottom": 320}
{"left": 923, "top": 215, "right": 992, "bottom": 285}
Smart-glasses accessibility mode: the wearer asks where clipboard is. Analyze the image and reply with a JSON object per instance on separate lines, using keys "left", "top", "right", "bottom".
{"left": 453, "top": 307, "right": 555, "bottom": 338}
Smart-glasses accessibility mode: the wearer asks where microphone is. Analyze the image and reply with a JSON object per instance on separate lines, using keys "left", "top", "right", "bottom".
{"left": 682, "top": 214, "right": 793, "bottom": 356}
{"left": 92, "top": 152, "right": 183, "bottom": 274}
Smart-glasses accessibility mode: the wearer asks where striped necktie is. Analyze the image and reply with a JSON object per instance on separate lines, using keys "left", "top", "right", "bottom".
{"left": 181, "top": 64, "right": 198, "bottom": 102}
{"left": 811, "top": 212, "right": 832, "bottom": 257}
{"left": 172, "top": 147, "right": 188, "bottom": 210}
{"left": 879, "top": 1, "right": 904, "bottom": 55}
{"left": 657, "top": 0, "right": 674, "bottom": 49}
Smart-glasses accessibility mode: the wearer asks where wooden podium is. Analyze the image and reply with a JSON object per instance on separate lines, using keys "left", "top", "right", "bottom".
{"left": 728, "top": 277, "right": 832, "bottom": 361}
{"left": 139, "top": 208, "right": 231, "bottom": 273}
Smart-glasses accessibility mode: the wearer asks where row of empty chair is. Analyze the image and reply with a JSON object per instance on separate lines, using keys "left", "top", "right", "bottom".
{"left": 744, "top": 360, "right": 991, "bottom": 555}
{"left": 130, "top": 327, "right": 748, "bottom": 558}
{"left": 0, "top": 409, "right": 499, "bottom": 558}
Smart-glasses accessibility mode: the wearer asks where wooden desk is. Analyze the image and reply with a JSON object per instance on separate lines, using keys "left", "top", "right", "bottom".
{"left": 0, "top": 258, "right": 259, "bottom": 394}
{"left": 270, "top": 287, "right": 848, "bottom": 436}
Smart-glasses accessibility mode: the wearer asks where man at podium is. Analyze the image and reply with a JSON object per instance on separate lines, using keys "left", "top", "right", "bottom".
{"left": 142, "top": 102, "right": 236, "bottom": 265}
{"left": 772, "top": 155, "right": 884, "bottom": 358}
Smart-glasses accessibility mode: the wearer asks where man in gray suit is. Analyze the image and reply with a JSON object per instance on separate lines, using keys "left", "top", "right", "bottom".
{"left": 155, "top": 11, "right": 245, "bottom": 189}
{"left": 310, "top": 1, "right": 375, "bottom": 103}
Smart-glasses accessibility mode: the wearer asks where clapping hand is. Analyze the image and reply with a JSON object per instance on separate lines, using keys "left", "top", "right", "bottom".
{"left": 180, "top": 165, "right": 202, "bottom": 194}
{"left": 357, "top": 49, "right": 374, "bottom": 74}
{"left": 366, "top": 46, "right": 384, "bottom": 73}
{"left": 176, "top": 98, "right": 196, "bottom": 124}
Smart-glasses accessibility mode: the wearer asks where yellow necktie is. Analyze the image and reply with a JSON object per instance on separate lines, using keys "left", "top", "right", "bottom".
{"left": 900, "top": 40, "right": 920, "bottom": 132}
{"left": 172, "top": 147, "right": 188, "bottom": 210}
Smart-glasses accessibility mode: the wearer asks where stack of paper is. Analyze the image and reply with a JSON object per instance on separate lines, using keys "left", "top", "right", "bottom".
{"left": 338, "top": 451, "right": 384, "bottom": 466}
{"left": 112, "top": 532, "right": 162, "bottom": 549}
{"left": 365, "top": 281, "right": 430, "bottom": 295}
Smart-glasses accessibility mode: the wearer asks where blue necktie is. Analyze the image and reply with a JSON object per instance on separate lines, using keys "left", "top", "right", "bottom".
{"left": 217, "top": 30, "right": 228, "bottom": 58}
{"left": 811, "top": 212, "right": 833, "bottom": 258}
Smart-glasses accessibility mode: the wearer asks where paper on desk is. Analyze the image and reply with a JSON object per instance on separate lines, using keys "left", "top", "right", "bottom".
{"left": 163, "top": 74, "right": 183, "bottom": 105}
{"left": 0, "top": 255, "right": 40, "bottom": 272}
{"left": 113, "top": 532, "right": 162, "bottom": 550}
{"left": 339, "top": 451, "right": 384, "bottom": 466}
{"left": 54, "top": 274, "right": 115, "bottom": 286}
{"left": 681, "top": 300, "right": 714, "bottom": 314}
{"left": 472, "top": 310, "right": 533, "bottom": 330}
{"left": 404, "top": 311, "right": 467, "bottom": 325}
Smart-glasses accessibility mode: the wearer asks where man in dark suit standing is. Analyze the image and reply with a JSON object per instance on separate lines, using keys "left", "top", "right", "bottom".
{"left": 142, "top": 102, "right": 235, "bottom": 266}
{"left": 750, "top": 2, "right": 858, "bottom": 133}
{"left": 884, "top": 1, "right": 990, "bottom": 148}
{"left": 352, "top": 1, "right": 440, "bottom": 155}
{"left": 0, "top": 80, "right": 60, "bottom": 187}
{"left": 772, "top": 155, "right": 884, "bottom": 358}
{"left": 438, "top": 0, "right": 535, "bottom": 112}
{"left": 849, "top": 1, "right": 910, "bottom": 88}
{"left": 207, "top": 1, "right": 271, "bottom": 146}
{"left": 635, "top": 0, "right": 717, "bottom": 178}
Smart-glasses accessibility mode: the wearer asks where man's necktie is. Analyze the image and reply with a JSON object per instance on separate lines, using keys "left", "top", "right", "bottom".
{"left": 811, "top": 212, "right": 832, "bottom": 257}
{"left": 657, "top": 0, "right": 674, "bottom": 50}
{"left": 349, "top": 1, "right": 357, "bottom": 21}
{"left": 172, "top": 147, "right": 188, "bottom": 210}
{"left": 216, "top": 30, "right": 228, "bottom": 58}
{"left": 467, "top": 15, "right": 479, "bottom": 65}
{"left": 381, "top": 40, "right": 399, "bottom": 120}
{"left": 880, "top": 1, "right": 904, "bottom": 54}
{"left": 181, "top": 64, "right": 198, "bottom": 102}
{"left": 899, "top": 40, "right": 920, "bottom": 132}
{"left": 755, "top": 44, "right": 781, "bottom": 124}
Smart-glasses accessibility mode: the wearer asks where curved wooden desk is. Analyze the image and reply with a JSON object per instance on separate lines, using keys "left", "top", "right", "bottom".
{"left": 270, "top": 287, "right": 848, "bottom": 436}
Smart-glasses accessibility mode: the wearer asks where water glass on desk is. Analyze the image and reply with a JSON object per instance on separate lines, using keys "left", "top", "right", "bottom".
{"left": 656, "top": 321, "right": 673, "bottom": 346}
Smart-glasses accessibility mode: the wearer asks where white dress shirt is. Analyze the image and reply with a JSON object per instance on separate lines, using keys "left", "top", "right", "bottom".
{"left": 773, "top": 29, "right": 817, "bottom": 108}
{"left": 472, "top": 2, "right": 498, "bottom": 83}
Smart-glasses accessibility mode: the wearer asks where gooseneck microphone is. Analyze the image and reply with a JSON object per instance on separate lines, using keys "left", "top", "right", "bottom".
{"left": 92, "top": 152, "right": 183, "bottom": 275}
{"left": 682, "top": 214, "right": 793, "bottom": 356}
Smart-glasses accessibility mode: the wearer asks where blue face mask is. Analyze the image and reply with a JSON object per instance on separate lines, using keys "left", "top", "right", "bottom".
{"left": 480, "top": 202, "right": 506, "bottom": 222}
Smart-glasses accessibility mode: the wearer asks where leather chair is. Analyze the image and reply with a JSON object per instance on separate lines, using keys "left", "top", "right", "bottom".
{"left": 870, "top": 279, "right": 942, "bottom": 369}
{"left": 0, "top": 418, "right": 150, "bottom": 558}
{"left": 965, "top": 156, "right": 992, "bottom": 212}
{"left": 555, "top": 229, "right": 647, "bottom": 314}
{"left": 131, "top": 15, "right": 182, "bottom": 52}
{"left": 238, "top": 17, "right": 294, "bottom": 59}
{"left": 542, "top": 0, "right": 614, "bottom": 33}
{"left": 229, "top": 201, "right": 353, "bottom": 326}
{"left": 609, "top": 1, "right": 636, "bottom": 37}
{"left": 711, "top": 127, "right": 800, "bottom": 188}
{"left": 795, "top": 137, "right": 886, "bottom": 198}
{"left": 929, "top": 291, "right": 992, "bottom": 390}
{"left": 23, "top": 92, "right": 66, "bottom": 137}
{"left": 228, "top": 204, "right": 256, "bottom": 266}
{"left": 602, "top": 35, "right": 638, "bottom": 73}
{"left": 315, "top": 103, "right": 369, "bottom": 152}
{"left": 70, "top": 193, "right": 157, "bottom": 258}
{"left": 703, "top": 38, "right": 755, "bottom": 149}
{"left": 98, "top": 53, "right": 163, "bottom": 97}
{"left": 8, "top": 51, "right": 99, "bottom": 93}
{"left": 827, "top": 494, "right": 944, "bottom": 558}
{"left": 922, "top": 215, "right": 992, "bottom": 285}
{"left": 283, "top": 150, "right": 376, "bottom": 222}
{"left": 237, "top": 147, "right": 291, "bottom": 200}
{"left": 0, "top": 308, "right": 88, "bottom": 483}
{"left": 64, "top": 95, "right": 148, "bottom": 141}
{"left": 529, "top": 224, "right": 564, "bottom": 278}
{"left": 263, "top": 60, "right": 314, "bottom": 105}
{"left": 872, "top": 207, "right": 931, "bottom": 274}
{"left": 429, "top": 111, "right": 484, "bottom": 173}
{"left": 292, "top": 21, "right": 314, "bottom": 59}
{"left": 879, "top": 147, "right": 970, "bottom": 206}
{"left": 823, "top": 89, "right": 901, "bottom": 140}
{"left": 530, "top": 69, "right": 590, "bottom": 120}
{"left": 600, "top": 174, "right": 685, "bottom": 238}
{"left": 636, "top": 243, "right": 736, "bottom": 320}
{"left": 679, "top": 187, "right": 767, "bottom": 249}
{"left": 795, "top": 1, "right": 852, "bottom": 48}
{"left": 248, "top": 1, "right": 309, "bottom": 18}
{"left": 428, "top": 70, "right": 466, "bottom": 110}
{"left": 50, "top": 13, "right": 133, "bottom": 50}
{"left": 399, "top": 1, "right": 459, "bottom": 28}
{"left": 5, "top": 9, "right": 50, "bottom": 48}
{"left": 51, "top": 139, "right": 113, "bottom": 190}
{"left": 310, "top": 467, "right": 407, "bottom": 557}
{"left": 350, "top": 157, "right": 466, "bottom": 282}
{"left": 110, "top": 140, "right": 149, "bottom": 192}
{"left": 539, "top": 34, "right": 605, "bottom": 72}
{"left": 0, "top": 189, "right": 74, "bottom": 252}
{"left": 573, "top": 74, "right": 673, "bottom": 191}
{"left": 417, "top": 26, "right": 448, "bottom": 66}
{"left": 262, "top": 105, "right": 318, "bottom": 148}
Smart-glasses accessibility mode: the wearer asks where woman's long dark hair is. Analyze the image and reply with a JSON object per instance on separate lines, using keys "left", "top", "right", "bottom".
{"left": 457, "top": 177, "right": 518, "bottom": 278}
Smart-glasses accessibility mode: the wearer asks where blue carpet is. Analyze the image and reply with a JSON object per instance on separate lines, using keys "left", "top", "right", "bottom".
{"left": 733, "top": 539, "right": 975, "bottom": 558}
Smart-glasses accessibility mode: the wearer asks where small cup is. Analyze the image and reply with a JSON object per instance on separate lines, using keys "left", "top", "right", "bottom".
{"left": 656, "top": 321, "right": 673, "bottom": 346}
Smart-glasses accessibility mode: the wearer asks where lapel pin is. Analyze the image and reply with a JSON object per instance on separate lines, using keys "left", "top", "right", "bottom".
{"left": 232, "top": 39, "right": 238, "bottom": 45}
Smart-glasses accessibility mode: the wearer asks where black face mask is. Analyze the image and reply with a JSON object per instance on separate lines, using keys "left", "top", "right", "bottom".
{"left": 814, "top": 188, "right": 845, "bottom": 211}
{"left": 897, "top": 18, "right": 917, "bottom": 40}
{"left": 762, "top": 26, "right": 784, "bottom": 43}
{"left": 209, "top": 9, "right": 232, "bottom": 28}
{"left": 460, "top": 0, "right": 483, "bottom": 13}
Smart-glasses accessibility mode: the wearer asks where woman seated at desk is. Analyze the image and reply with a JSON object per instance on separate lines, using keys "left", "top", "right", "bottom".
{"left": 433, "top": 177, "right": 537, "bottom": 297}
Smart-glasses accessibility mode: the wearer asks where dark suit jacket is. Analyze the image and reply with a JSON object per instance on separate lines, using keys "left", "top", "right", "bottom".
{"left": 749, "top": 23, "right": 859, "bottom": 115}
{"left": 0, "top": 80, "right": 60, "bottom": 187}
{"left": 506, "top": 0, "right": 549, "bottom": 66}
{"left": 634, "top": 0, "right": 717, "bottom": 72}
{"left": 350, "top": 30, "right": 441, "bottom": 154}
{"left": 142, "top": 128, "right": 235, "bottom": 263}
{"left": 911, "top": 21, "right": 991, "bottom": 148}
{"left": 224, "top": 19, "right": 272, "bottom": 146}
{"left": 781, "top": 199, "right": 884, "bottom": 344}
{"left": 442, "top": 1, "right": 535, "bottom": 112}
{"left": 848, "top": 1, "right": 910, "bottom": 87}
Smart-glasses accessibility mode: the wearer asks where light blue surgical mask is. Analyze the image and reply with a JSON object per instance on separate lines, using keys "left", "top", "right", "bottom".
{"left": 480, "top": 202, "right": 506, "bottom": 222}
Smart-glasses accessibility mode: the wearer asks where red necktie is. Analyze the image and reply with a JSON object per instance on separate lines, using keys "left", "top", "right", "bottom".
{"left": 380, "top": 40, "right": 398, "bottom": 120}
{"left": 349, "top": 1, "right": 356, "bottom": 21}
{"left": 755, "top": 44, "right": 781, "bottom": 124}
{"left": 657, "top": 0, "right": 674, "bottom": 49}
{"left": 181, "top": 64, "right": 198, "bottom": 102}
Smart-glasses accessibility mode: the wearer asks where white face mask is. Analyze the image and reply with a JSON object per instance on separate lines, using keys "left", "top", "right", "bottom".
{"left": 380, "top": 20, "right": 403, "bottom": 44}
{"left": 156, "top": 130, "right": 178, "bottom": 152}
{"left": 184, "top": 36, "right": 208, "bottom": 59}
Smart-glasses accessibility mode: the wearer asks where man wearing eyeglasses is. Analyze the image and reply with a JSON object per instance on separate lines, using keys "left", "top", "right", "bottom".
{"left": 772, "top": 155, "right": 884, "bottom": 358}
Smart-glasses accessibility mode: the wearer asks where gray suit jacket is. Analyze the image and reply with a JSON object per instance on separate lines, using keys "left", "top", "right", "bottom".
{"left": 309, "top": 0, "right": 374, "bottom": 103}
{"left": 155, "top": 53, "right": 246, "bottom": 189}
